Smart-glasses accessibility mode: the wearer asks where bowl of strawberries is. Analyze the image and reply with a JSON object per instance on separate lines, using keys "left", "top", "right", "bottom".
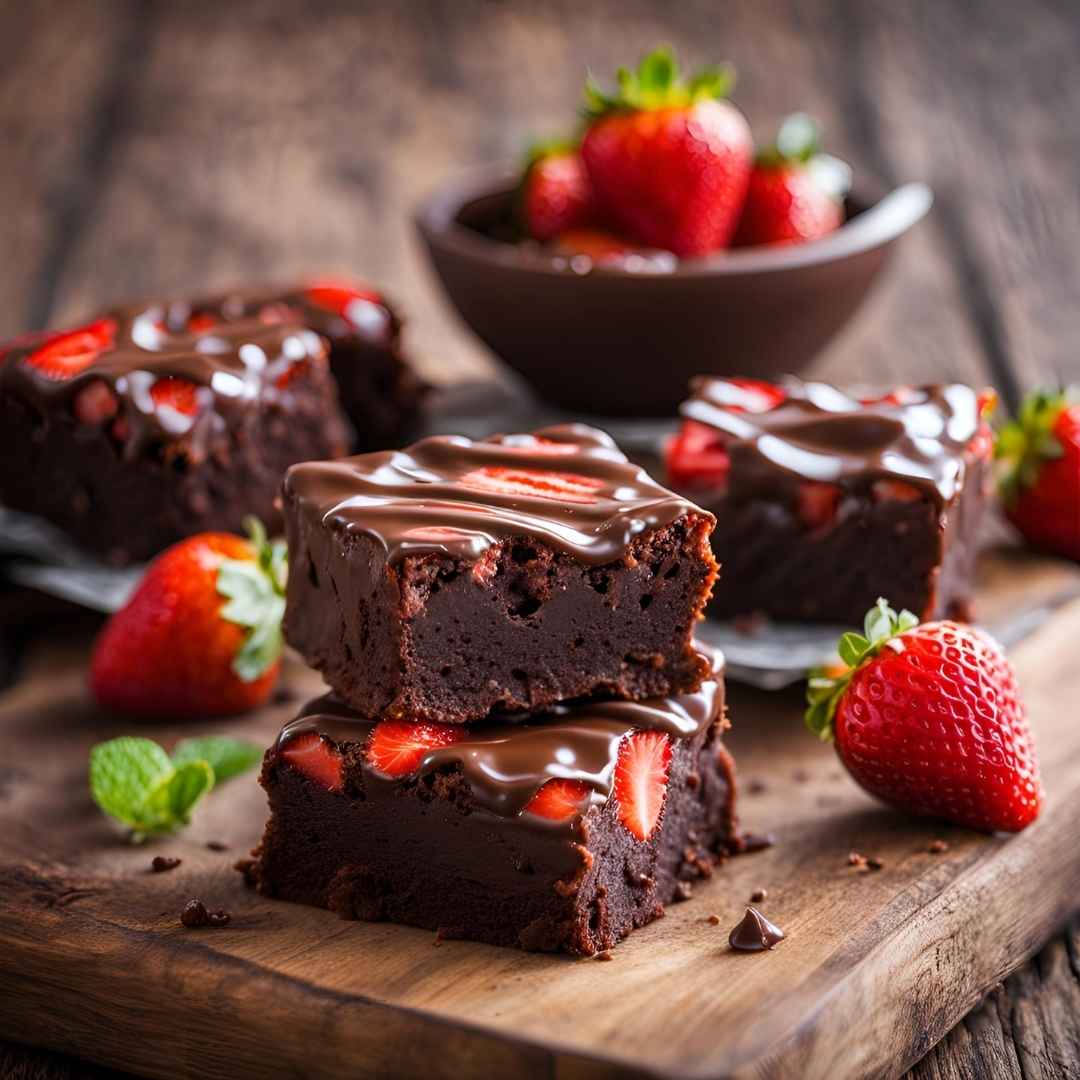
{"left": 417, "top": 47, "right": 932, "bottom": 416}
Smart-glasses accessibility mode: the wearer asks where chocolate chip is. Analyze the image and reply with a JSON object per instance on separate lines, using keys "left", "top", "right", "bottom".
{"left": 673, "top": 880, "right": 694, "bottom": 902}
{"left": 928, "top": 839, "right": 949, "bottom": 854}
{"left": 750, "top": 888, "right": 768, "bottom": 903}
{"left": 180, "top": 899, "right": 209, "bottom": 928}
{"left": 151, "top": 856, "right": 181, "bottom": 873}
{"left": 866, "top": 857, "right": 884, "bottom": 871}
{"left": 206, "top": 840, "right": 229, "bottom": 852}
{"left": 595, "top": 950, "right": 614, "bottom": 962}
{"left": 707, "top": 914, "right": 722, "bottom": 925}
{"left": 746, "top": 779, "right": 767, "bottom": 795}
{"left": 206, "top": 909, "right": 231, "bottom": 927}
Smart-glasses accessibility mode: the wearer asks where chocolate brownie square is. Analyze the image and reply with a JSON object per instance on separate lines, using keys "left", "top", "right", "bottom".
{"left": 282, "top": 424, "right": 718, "bottom": 723}
{"left": 0, "top": 308, "right": 349, "bottom": 565}
{"left": 666, "top": 377, "right": 993, "bottom": 624}
{"left": 247, "top": 646, "right": 737, "bottom": 954}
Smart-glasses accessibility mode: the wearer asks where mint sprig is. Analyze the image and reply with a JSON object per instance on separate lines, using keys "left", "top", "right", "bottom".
{"left": 805, "top": 599, "right": 918, "bottom": 741}
{"left": 583, "top": 45, "right": 735, "bottom": 120}
{"left": 89, "top": 734, "right": 261, "bottom": 841}
{"left": 216, "top": 516, "right": 287, "bottom": 682}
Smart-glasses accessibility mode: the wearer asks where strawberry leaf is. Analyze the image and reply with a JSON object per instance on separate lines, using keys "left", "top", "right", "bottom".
{"left": 216, "top": 517, "right": 287, "bottom": 682}
{"left": 995, "top": 387, "right": 1077, "bottom": 506}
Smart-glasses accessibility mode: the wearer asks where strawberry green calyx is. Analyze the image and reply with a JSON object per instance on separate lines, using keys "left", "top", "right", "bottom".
{"left": 757, "top": 112, "right": 853, "bottom": 201}
{"left": 995, "top": 388, "right": 1074, "bottom": 507}
{"left": 804, "top": 598, "right": 919, "bottom": 741}
{"left": 523, "top": 137, "right": 579, "bottom": 173}
{"left": 583, "top": 45, "right": 735, "bottom": 120}
{"left": 216, "top": 516, "right": 287, "bottom": 682}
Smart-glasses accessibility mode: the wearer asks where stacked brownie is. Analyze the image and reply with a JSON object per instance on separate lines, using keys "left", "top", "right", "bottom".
{"left": 249, "top": 424, "right": 741, "bottom": 954}
{"left": 666, "top": 377, "right": 994, "bottom": 623}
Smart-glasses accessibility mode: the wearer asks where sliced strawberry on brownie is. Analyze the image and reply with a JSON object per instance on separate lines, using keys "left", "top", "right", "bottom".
{"left": 613, "top": 730, "right": 672, "bottom": 840}
{"left": 22, "top": 317, "right": 116, "bottom": 380}
{"left": 524, "top": 778, "right": 593, "bottom": 821}
{"left": 280, "top": 732, "right": 344, "bottom": 792}
{"left": 364, "top": 720, "right": 464, "bottom": 777}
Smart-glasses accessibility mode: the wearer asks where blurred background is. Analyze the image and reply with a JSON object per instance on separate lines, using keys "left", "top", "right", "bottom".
{"left": 3, "top": 0, "right": 1078, "bottom": 405}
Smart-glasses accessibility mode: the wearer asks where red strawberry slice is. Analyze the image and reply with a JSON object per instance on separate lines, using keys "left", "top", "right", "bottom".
{"left": 23, "top": 317, "right": 116, "bottom": 381}
{"left": 365, "top": 720, "right": 464, "bottom": 778}
{"left": 187, "top": 312, "right": 218, "bottom": 334}
{"left": 304, "top": 281, "right": 382, "bottom": 322}
{"left": 797, "top": 482, "right": 842, "bottom": 530}
{"left": 150, "top": 377, "right": 201, "bottom": 416}
{"left": 722, "top": 378, "right": 787, "bottom": 413}
{"left": 524, "top": 777, "right": 592, "bottom": 821}
{"left": 666, "top": 420, "right": 731, "bottom": 490}
{"left": 459, "top": 466, "right": 605, "bottom": 504}
{"left": 871, "top": 479, "right": 923, "bottom": 503}
{"left": 613, "top": 730, "right": 672, "bottom": 841}
{"left": 281, "top": 732, "right": 344, "bottom": 792}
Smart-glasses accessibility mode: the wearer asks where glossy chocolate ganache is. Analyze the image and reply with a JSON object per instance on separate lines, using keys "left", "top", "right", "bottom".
{"left": 681, "top": 377, "right": 984, "bottom": 506}
{"left": 276, "top": 645, "right": 726, "bottom": 822}
{"left": 284, "top": 423, "right": 712, "bottom": 566}
{"left": 0, "top": 302, "right": 332, "bottom": 457}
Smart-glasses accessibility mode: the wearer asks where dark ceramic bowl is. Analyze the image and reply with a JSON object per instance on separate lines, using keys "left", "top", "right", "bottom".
{"left": 415, "top": 168, "right": 932, "bottom": 416}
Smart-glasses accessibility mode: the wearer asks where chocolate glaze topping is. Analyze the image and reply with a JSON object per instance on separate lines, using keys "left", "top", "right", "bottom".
{"left": 0, "top": 303, "right": 328, "bottom": 459}
{"left": 284, "top": 424, "right": 711, "bottom": 566}
{"left": 277, "top": 645, "right": 725, "bottom": 822}
{"left": 728, "top": 906, "right": 786, "bottom": 952}
{"left": 681, "top": 377, "right": 983, "bottom": 506}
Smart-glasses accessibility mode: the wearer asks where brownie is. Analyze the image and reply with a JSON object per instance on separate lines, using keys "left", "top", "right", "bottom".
{"left": 282, "top": 424, "right": 719, "bottom": 723}
{"left": 667, "top": 378, "right": 993, "bottom": 624}
{"left": 173, "top": 280, "right": 427, "bottom": 450}
{"left": 0, "top": 308, "right": 350, "bottom": 565}
{"left": 247, "top": 647, "right": 738, "bottom": 954}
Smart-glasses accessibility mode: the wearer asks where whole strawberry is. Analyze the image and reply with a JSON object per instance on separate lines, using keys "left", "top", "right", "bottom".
{"left": 520, "top": 143, "right": 597, "bottom": 242}
{"left": 734, "top": 113, "right": 851, "bottom": 247}
{"left": 581, "top": 46, "right": 752, "bottom": 257}
{"left": 995, "top": 388, "right": 1080, "bottom": 561}
{"left": 806, "top": 599, "right": 1042, "bottom": 833}
{"left": 89, "top": 518, "right": 286, "bottom": 718}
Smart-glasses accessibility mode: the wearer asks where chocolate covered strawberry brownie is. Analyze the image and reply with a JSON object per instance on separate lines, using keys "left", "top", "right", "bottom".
{"left": 666, "top": 377, "right": 993, "bottom": 623}
{"left": 282, "top": 424, "right": 718, "bottom": 723}
{"left": 0, "top": 309, "right": 349, "bottom": 565}
{"left": 248, "top": 646, "right": 737, "bottom": 954}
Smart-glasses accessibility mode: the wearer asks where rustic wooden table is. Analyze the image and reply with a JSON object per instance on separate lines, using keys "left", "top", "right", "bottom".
{"left": 2, "top": 1, "right": 1079, "bottom": 1077}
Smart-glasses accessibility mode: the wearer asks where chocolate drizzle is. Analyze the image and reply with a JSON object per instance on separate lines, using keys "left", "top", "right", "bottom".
{"left": 681, "top": 377, "right": 983, "bottom": 506}
{"left": 728, "top": 906, "right": 785, "bottom": 952}
{"left": 284, "top": 424, "right": 711, "bottom": 566}
{"left": 277, "top": 646, "right": 725, "bottom": 822}
{"left": 0, "top": 302, "right": 329, "bottom": 460}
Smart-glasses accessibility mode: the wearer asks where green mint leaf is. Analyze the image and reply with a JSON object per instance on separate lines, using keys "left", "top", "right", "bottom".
{"left": 172, "top": 736, "right": 262, "bottom": 783}
{"left": 837, "top": 632, "right": 869, "bottom": 669}
{"left": 89, "top": 737, "right": 174, "bottom": 833}
{"left": 165, "top": 761, "right": 215, "bottom": 824}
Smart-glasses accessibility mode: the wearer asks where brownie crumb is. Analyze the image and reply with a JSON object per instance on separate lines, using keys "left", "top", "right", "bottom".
{"left": 637, "top": 873, "right": 655, "bottom": 888}
{"left": 180, "top": 898, "right": 230, "bottom": 928}
{"left": 673, "top": 880, "right": 694, "bottom": 902}
{"left": 750, "top": 888, "right": 768, "bottom": 903}
{"left": 595, "top": 950, "right": 614, "bottom": 962}
{"left": 847, "top": 851, "right": 867, "bottom": 869}
{"left": 746, "top": 778, "right": 767, "bottom": 795}
{"left": 928, "top": 839, "right": 949, "bottom": 854}
{"left": 234, "top": 858, "right": 257, "bottom": 887}
{"left": 206, "top": 840, "right": 229, "bottom": 852}
{"left": 151, "top": 856, "right": 181, "bottom": 873}
{"left": 866, "top": 856, "right": 884, "bottom": 871}
{"left": 792, "top": 768, "right": 810, "bottom": 783}
{"left": 685, "top": 770, "right": 700, "bottom": 790}
{"left": 707, "top": 914, "right": 722, "bottom": 926}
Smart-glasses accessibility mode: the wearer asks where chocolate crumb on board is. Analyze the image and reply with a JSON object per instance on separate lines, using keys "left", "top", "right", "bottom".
{"left": 848, "top": 851, "right": 867, "bottom": 869}
{"left": 750, "top": 888, "right": 768, "bottom": 903}
{"left": 206, "top": 840, "right": 229, "bottom": 852}
{"left": 150, "top": 856, "right": 181, "bottom": 873}
{"left": 180, "top": 899, "right": 231, "bottom": 928}
{"left": 746, "top": 778, "right": 767, "bottom": 795}
{"left": 866, "top": 856, "right": 884, "bottom": 871}
{"left": 792, "top": 768, "right": 810, "bottom": 783}
{"left": 595, "top": 950, "right": 615, "bottom": 962}
{"left": 673, "top": 880, "right": 694, "bottom": 902}
{"left": 928, "top": 839, "right": 950, "bottom": 854}
{"left": 707, "top": 914, "right": 722, "bottom": 926}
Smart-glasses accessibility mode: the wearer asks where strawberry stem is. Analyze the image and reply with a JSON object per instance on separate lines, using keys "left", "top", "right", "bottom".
{"left": 804, "top": 599, "right": 918, "bottom": 741}
{"left": 995, "top": 387, "right": 1075, "bottom": 507}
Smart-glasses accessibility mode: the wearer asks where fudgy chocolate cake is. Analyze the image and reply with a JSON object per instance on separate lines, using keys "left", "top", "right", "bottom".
{"left": 247, "top": 646, "right": 737, "bottom": 954}
{"left": 282, "top": 424, "right": 718, "bottom": 723}
{"left": 666, "top": 378, "right": 993, "bottom": 623}
{"left": 0, "top": 309, "right": 349, "bottom": 565}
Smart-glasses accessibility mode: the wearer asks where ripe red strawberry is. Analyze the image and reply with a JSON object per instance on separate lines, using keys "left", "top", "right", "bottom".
{"left": 580, "top": 47, "right": 752, "bottom": 257}
{"left": 304, "top": 280, "right": 382, "bottom": 323}
{"left": 364, "top": 720, "right": 463, "bottom": 777}
{"left": 734, "top": 113, "right": 851, "bottom": 248}
{"left": 89, "top": 519, "right": 287, "bottom": 718}
{"left": 186, "top": 312, "right": 218, "bottom": 334}
{"left": 666, "top": 420, "right": 731, "bottom": 490}
{"left": 281, "top": 732, "right": 344, "bottom": 792}
{"left": 520, "top": 144, "right": 597, "bottom": 242}
{"left": 22, "top": 317, "right": 116, "bottom": 380}
{"left": 797, "top": 481, "right": 842, "bottom": 530}
{"left": 613, "top": 730, "right": 672, "bottom": 840}
{"left": 871, "top": 479, "right": 923, "bottom": 503}
{"left": 150, "top": 376, "right": 202, "bottom": 417}
{"left": 806, "top": 599, "right": 1042, "bottom": 833}
{"left": 551, "top": 228, "right": 632, "bottom": 264}
{"left": 524, "top": 778, "right": 592, "bottom": 821}
{"left": 458, "top": 466, "right": 605, "bottom": 504}
{"left": 996, "top": 388, "right": 1080, "bottom": 561}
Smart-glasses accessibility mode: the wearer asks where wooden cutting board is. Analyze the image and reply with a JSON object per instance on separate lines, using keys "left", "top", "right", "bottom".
{"left": 2, "top": 546, "right": 1080, "bottom": 1080}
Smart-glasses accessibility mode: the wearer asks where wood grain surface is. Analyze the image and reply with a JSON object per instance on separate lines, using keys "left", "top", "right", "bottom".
{"left": 0, "top": 550, "right": 1079, "bottom": 1080}
{"left": 3, "top": 1, "right": 1080, "bottom": 1076}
